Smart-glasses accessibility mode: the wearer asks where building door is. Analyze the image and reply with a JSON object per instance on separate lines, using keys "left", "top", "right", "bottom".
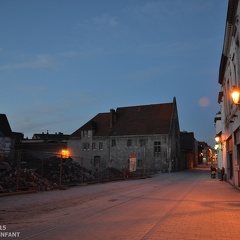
{"left": 94, "top": 156, "right": 101, "bottom": 167}
{"left": 237, "top": 145, "right": 240, "bottom": 186}
{"left": 228, "top": 153, "right": 233, "bottom": 180}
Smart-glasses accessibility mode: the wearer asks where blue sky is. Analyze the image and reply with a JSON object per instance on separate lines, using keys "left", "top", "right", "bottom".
{"left": 0, "top": 0, "right": 228, "bottom": 146}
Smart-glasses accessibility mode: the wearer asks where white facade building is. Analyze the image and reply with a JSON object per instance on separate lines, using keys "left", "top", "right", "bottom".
{"left": 217, "top": 0, "right": 240, "bottom": 188}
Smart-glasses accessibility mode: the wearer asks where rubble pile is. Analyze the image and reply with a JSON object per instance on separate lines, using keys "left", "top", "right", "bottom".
{"left": 99, "top": 167, "right": 124, "bottom": 181}
{"left": 0, "top": 161, "right": 56, "bottom": 193}
{"left": 1, "top": 158, "right": 128, "bottom": 193}
{"left": 30, "top": 157, "right": 90, "bottom": 184}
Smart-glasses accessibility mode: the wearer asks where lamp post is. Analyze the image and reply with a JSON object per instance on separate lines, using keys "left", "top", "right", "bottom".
{"left": 59, "top": 154, "right": 63, "bottom": 186}
{"left": 59, "top": 149, "right": 69, "bottom": 187}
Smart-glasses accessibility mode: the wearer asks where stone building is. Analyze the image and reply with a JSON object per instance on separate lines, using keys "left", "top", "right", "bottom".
{"left": 68, "top": 97, "right": 181, "bottom": 174}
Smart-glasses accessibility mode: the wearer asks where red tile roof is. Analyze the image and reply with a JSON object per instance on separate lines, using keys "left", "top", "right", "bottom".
{"left": 110, "top": 103, "right": 173, "bottom": 136}
{"left": 71, "top": 101, "right": 175, "bottom": 137}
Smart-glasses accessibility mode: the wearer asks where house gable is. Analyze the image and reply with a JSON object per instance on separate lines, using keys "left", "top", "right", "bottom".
{"left": 0, "top": 114, "right": 12, "bottom": 137}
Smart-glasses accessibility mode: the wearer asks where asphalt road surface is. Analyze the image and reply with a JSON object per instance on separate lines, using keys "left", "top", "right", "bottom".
{"left": 1, "top": 165, "right": 240, "bottom": 240}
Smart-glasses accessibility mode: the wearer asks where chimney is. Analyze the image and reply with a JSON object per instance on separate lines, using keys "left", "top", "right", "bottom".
{"left": 110, "top": 109, "right": 116, "bottom": 128}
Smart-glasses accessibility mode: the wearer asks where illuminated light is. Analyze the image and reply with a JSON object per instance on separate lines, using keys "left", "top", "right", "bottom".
{"left": 215, "top": 135, "right": 220, "bottom": 143}
{"left": 61, "top": 149, "right": 69, "bottom": 158}
{"left": 214, "top": 144, "right": 219, "bottom": 150}
{"left": 231, "top": 86, "right": 240, "bottom": 105}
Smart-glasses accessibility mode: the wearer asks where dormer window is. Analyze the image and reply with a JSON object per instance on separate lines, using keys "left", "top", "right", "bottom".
{"left": 82, "top": 130, "right": 92, "bottom": 137}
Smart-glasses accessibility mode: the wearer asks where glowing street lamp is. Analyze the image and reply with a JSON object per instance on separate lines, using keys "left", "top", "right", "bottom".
{"left": 61, "top": 149, "right": 69, "bottom": 158}
{"left": 59, "top": 149, "right": 69, "bottom": 186}
{"left": 231, "top": 86, "right": 240, "bottom": 105}
{"left": 215, "top": 133, "right": 223, "bottom": 152}
{"left": 215, "top": 135, "right": 220, "bottom": 143}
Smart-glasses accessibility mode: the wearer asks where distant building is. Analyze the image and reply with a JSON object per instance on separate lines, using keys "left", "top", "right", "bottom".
{"left": 68, "top": 97, "right": 181, "bottom": 173}
{"left": 18, "top": 131, "right": 70, "bottom": 160}
{"left": 0, "top": 113, "right": 23, "bottom": 160}
{"left": 180, "top": 131, "right": 198, "bottom": 169}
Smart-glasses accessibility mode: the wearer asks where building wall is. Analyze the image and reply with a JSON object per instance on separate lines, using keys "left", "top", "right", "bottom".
{"left": 68, "top": 133, "right": 176, "bottom": 173}
{"left": 109, "top": 134, "right": 170, "bottom": 172}
{"left": 217, "top": 0, "right": 240, "bottom": 187}
{"left": 68, "top": 135, "right": 109, "bottom": 170}
{"left": 0, "top": 137, "right": 14, "bottom": 160}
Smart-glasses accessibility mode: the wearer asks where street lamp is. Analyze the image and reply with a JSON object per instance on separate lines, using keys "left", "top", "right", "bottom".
{"left": 61, "top": 149, "right": 69, "bottom": 158}
{"left": 215, "top": 135, "right": 220, "bottom": 143}
{"left": 59, "top": 149, "right": 69, "bottom": 187}
{"left": 215, "top": 133, "right": 223, "bottom": 152}
{"left": 231, "top": 86, "right": 240, "bottom": 105}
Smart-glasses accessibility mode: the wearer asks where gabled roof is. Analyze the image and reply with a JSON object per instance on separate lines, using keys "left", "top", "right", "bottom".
{"left": 71, "top": 101, "right": 176, "bottom": 137}
{"left": 0, "top": 114, "right": 12, "bottom": 137}
{"left": 71, "top": 113, "right": 111, "bottom": 137}
{"left": 110, "top": 103, "right": 173, "bottom": 136}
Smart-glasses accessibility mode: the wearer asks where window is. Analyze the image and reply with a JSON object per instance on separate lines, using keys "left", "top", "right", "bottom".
{"left": 139, "top": 139, "right": 145, "bottom": 147}
{"left": 83, "top": 143, "right": 90, "bottom": 150}
{"left": 92, "top": 142, "right": 96, "bottom": 150}
{"left": 154, "top": 141, "right": 161, "bottom": 157}
{"left": 112, "top": 139, "right": 116, "bottom": 147}
{"left": 137, "top": 159, "right": 143, "bottom": 167}
{"left": 94, "top": 156, "right": 100, "bottom": 167}
{"left": 82, "top": 130, "right": 91, "bottom": 137}
{"left": 99, "top": 142, "right": 103, "bottom": 150}
{"left": 127, "top": 139, "right": 132, "bottom": 147}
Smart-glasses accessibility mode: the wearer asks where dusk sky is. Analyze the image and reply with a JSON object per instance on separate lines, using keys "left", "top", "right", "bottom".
{"left": 0, "top": 0, "right": 228, "bottom": 146}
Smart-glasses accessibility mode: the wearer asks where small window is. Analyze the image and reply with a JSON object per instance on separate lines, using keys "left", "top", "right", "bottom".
{"left": 92, "top": 142, "right": 96, "bottom": 150}
{"left": 83, "top": 143, "right": 90, "bottom": 150}
{"left": 154, "top": 141, "right": 161, "bottom": 157}
{"left": 94, "top": 156, "right": 100, "bottom": 167}
{"left": 127, "top": 139, "right": 132, "bottom": 147}
{"left": 99, "top": 142, "right": 103, "bottom": 150}
{"left": 137, "top": 159, "right": 143, "bottom": 167}
{"left": 139, "top": 139, "right": 145, "bottom": 147}
{"left": 112, "top": 139, "right": 116, "bottom": 147}
{"left": 87, "top": 130, "right": 91, "bottom": 137}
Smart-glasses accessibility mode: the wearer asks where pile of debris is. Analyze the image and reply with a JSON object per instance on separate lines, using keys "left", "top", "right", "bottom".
{"left": 99, "top": 167, "right": 125, "bottom": 181}
{"left": 26, "top": 157, "right": 91, "bottom": 184}
{"left": 0, "top": 161, "right": 56, "bottom": 193}
{"left": 0, "top": 157, "right": 128, "bottom": 193}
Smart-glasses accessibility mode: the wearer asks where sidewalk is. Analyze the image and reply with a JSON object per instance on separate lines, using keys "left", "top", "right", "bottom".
{"left": 148, "top": 166, "right": 240, "bottom": 240}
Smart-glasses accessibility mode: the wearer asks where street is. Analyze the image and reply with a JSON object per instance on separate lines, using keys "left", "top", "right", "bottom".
{"left": 1, "top": 165, "right": 240, "bottom": 240}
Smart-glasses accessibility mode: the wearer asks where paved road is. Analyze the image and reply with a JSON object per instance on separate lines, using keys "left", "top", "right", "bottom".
{"left": 1, "top": 165, "right": 240, "bottom": 240}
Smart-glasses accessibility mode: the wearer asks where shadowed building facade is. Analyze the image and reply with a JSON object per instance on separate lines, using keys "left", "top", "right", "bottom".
{"left": 68, "top": 97, "right": 181, "bottom": 174}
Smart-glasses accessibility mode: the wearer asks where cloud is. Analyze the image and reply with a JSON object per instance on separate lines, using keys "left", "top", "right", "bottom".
{"left": 0, "top": 54, "right": 56, "bottom": 70}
